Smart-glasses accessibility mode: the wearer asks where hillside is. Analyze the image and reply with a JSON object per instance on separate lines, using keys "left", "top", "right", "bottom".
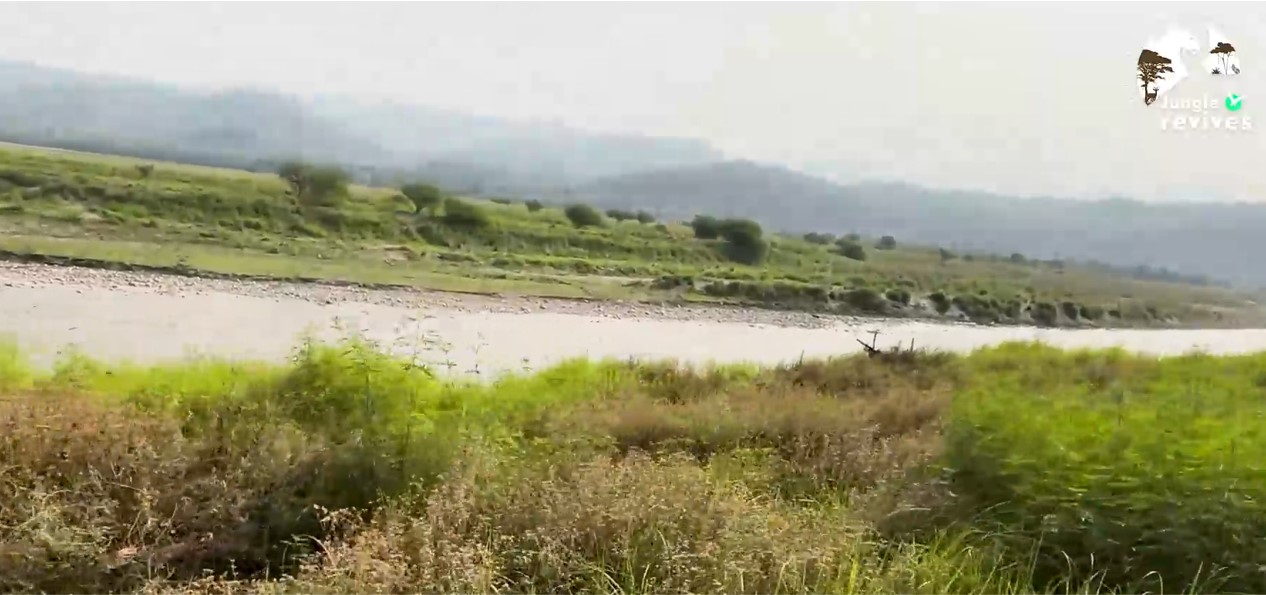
{"left": 0, "top": 143, "right": 1257, "bottom": 330}
{"left": 576, "top": 161, "right": 1266, "bottom": 287}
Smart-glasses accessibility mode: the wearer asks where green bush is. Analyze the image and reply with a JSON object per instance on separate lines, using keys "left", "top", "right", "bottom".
{"left": 1031, "top": 302, "right": 1058, "bottom": 326}
{"left": 928, "top": 291, "right": 951, "bottom": 314}
{"left": 635, "top": 210, "right": 656, "bottom": 224}
{"left": 524, "top": 199, "right": 545, "bottom": 212}
{"left": 835, "top": 239, "right": 867, "bottom": 261}
{"left": 952, "top": 294, "right": 998, "bottom": 322}
{"left": 716, "top": 219, "right": 767, "bottom": 265}
{"left": 875, "top": 235, "right": 897, "bottom": 250}
{"left": 604, "top": 208, "right": 637, "bottom": 222}
{"left": 802, "top": 232, "right": 834, "bottom": 245}
{"left": 442, "top": 198, "right": 491, "bottom": 228}
{"left": 400, "top": 183, "right": 445, "bottom": 214}
{"left": 947, "top": 344, "right": 1266, "bottom": 593}
{"left": 564, "top": 204, "right": 604, "bottom": 228}
{"left": 839, "top": 287, "right": 886, "bottom": 313}
{"left": 690, "top": 215, "right": 722, "bottom": 239}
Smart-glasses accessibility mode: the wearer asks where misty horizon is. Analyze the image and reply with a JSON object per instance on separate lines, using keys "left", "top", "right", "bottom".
{"left": 2, "top": 1, "right": 1264, "bottom": 203}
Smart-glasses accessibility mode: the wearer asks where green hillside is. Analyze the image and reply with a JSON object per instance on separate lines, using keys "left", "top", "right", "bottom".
{"left": 0, "top": 144, "right": 1257, "bottom": 328}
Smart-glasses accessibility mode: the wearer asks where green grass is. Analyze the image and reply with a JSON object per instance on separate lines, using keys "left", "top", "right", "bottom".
{"left": 0, "top": 143, "right": 1258, "bottom": 327}
{"left": 2, "top": 335, "right": 1265, "bottom": 593}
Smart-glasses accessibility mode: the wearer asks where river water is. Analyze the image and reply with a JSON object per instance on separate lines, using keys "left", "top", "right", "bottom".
{"left": 4, "top": 283, "right": 1266, "bottom": 375}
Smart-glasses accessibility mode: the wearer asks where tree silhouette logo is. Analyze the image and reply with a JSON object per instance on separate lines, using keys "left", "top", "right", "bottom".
{"left": 1208, "top": 42, "right": 1239, "bottom": 75}
{"left": 1137, "top": 26, "right": 1241, "bottom": 106}
{"left": 1137, "top": 49, "right": 1174, "bottom": 105}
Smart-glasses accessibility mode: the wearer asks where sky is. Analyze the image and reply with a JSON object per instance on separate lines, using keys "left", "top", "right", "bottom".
{"left": 1, "top": 1, "right": 1264, "bottom": 202}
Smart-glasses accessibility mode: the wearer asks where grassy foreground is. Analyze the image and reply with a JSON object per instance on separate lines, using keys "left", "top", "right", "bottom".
{"left": 2, "top": 338, "right": 1266, "bottom": 593}
{"left": 0, "top": 143, "right": 1259, "bottom": 327}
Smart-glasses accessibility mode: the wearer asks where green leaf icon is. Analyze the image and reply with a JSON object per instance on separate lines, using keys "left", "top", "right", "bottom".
{"left": 1225, "top": 93, "right": 1244, "bottom": 111}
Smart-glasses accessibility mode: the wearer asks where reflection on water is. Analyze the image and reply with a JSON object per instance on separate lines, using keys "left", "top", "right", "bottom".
{"left": 3, "top": 284, "right": 1265, "bottom": 375}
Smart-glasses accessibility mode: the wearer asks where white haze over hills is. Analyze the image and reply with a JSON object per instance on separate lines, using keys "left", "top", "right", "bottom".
{"left": 3, "top": 3, "right": 1266, "bottom": 285}
{"left": 2, "top": 2, "right": 1265, "bottom": 202}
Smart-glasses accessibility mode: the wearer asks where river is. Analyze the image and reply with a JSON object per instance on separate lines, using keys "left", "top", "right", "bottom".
{"left": 4, "top": 282, "right": 1266, "bottom": 375}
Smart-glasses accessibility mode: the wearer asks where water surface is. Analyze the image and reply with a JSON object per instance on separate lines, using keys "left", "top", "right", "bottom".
{"left": 4, "top": 284, "right": 1266, "bottom": 375}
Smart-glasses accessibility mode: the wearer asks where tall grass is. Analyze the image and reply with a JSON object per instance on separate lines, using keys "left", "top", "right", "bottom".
{"left": 1, "top": 338, "right": 1264, "bottom": 593}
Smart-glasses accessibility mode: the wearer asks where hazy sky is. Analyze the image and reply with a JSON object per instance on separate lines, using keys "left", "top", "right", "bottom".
{"left": 1, "top": 2, "right": 1264, "bottom": 202}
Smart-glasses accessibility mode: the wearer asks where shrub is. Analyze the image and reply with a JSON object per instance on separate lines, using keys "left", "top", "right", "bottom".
{"left": 401, "top": 183, "right": 445, "bottom": 215}
{"left": 1031, "top": 302, "right": 1058, "bottom": 326}
{"left": 1080, "top": 304, "right": 1104, "bottom": 320}
{"left": 885, "top": 288, "right": 912, "bottom": 305}
{"left": 635, "top": 210, "right": 656, "bottom": 224}
{"left": 442, "top": 198, "right": 491, "bottom": 228}
{"left": 717, "top": 219, "right": 767, "bottom": 265}
{"left": 835, "top": 239, "right": 867, "bottom": 261}
{"left": 278, "top": 162, "right": 349, "bottom": 207}
{"left": 841, "top": 287, "right": 887, "bottom": 313}
{"left": 928, "top": 291, "right": 951, "bottom": 314}
{"left": 1060, "top": 301, "right": 1081, "bottom": 321}
{"left": 604, "top": 208, "right": 637, "bottom": 222}
{"left": 524, "top": 199, "right": 545, "bottom": 212}
{"left": 564, "top": 204, "right": 604, "bottom": 228}
{"left": 952, "top": 294, "right": 999, "bottom": 322}
{"left": 875, "top": 235, "right": 897, "bottom": 250}
{"left": 803, "top": 232, "right": 835, "bottom": 245}
{"left": 135, "top": 164, "right": 155, "bottom": 178}
{"left": 690, "top": 215, "right": 722, "bottom": 239}
{"left": 718, "top": 218, "right": 763, "bottom": 244}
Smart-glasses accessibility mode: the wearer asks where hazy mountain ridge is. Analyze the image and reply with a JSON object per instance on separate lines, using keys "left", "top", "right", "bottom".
{"left": 0, "top": 61, "right": 723, "bottom": 191}
{"left": 574, "top": 161, "right": 1266, "bottom": 287}
{"left": 1, "top": 61, "right": 1262, "bottom": 286}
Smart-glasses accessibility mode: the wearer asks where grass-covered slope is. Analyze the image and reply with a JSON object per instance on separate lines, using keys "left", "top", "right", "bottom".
{"left": 2, "top": 338, "right": 1266, "bottom": 593}
{"left": 0, "top": 143, "right": 1258, "bottom": 327}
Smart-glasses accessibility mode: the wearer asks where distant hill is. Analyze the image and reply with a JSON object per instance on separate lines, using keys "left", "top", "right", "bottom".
{"left": 2, "top": 60, "right": 1262, "bottom": 287}
{"left": 574, "top": 161, "right": 1266, "bottom": 288}
{"left": 0, "top": 61, "right": 724, "bottom": 192}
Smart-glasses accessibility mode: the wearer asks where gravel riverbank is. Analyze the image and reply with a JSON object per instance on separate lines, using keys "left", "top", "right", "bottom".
{"left": 0, "top": 261, "right": 867, "bottom": 330}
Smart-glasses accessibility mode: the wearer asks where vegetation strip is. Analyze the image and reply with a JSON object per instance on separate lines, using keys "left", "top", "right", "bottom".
{"left": 2, "top": 338, "right": 1264, "bottom": 593}
{"left": 0, "top": 144, "right": 1259, "bottom": 329}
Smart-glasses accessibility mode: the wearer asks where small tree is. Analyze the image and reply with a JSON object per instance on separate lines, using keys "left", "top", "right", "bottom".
{"left": 524, "top": 199, "right": 545, "bottom": 212}
{"left": 278, "top": 161, "right": 349, "bottom": 207}
{"left": 835, "top": 239, "right": 866, "bottom": 261}
{"left": 876, "top": 235, "right": 897, "bottom": 250}
{"left": 401, "top": 183, "right": 444, "bottom": 215}
{"left": 718, "top": 218, "right": 767, "bottom": 265}
{"left": 690, "top": 215, "right": 722, "bottom": 239}
{"left": 442, "top": 197, "right": 490, "bottom": 228}
{"left": 564, "top": 204, "right": 604, "bottom": 228}
{"left": 803, "top": 232, "right": 834, "bottom": 245}
{"left": 718, "top": 218, "right": 762, "bottom": 243}
{"left": 635, "top": 210, "right": 656, "bottom": 224}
